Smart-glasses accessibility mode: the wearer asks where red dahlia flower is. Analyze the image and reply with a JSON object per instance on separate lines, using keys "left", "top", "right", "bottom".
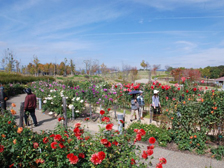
{"left": 104, "top": 141, "right": 111, "bottom": 147}
{"left": 105, "top": 123, "right": 113, "bottom": 130}
{"left": 97, "top": 151, "right": 106, "bottom": 160}
{"left": 159, "top": 157, "right": 167, "bottom": 164}
{"left": 67, "top": 153, "right": 79, "bottom": 164}
{"left": 131, "top": 158, "right": 135, "bottom": 165}
{"left": 142, "top": 151, "right": 148, "bottom": 159}
{"left": 54, "top": 134, "right": 62, "bottom": 141}
{"left": 147, "top": 149, "right": 153, "bottom": 156}
{"left": 33, "top": 142, "right": 39, "bottom": 149}
{"left": 51, "top": 142, "right": 57, "bottom": 149}
{"left": 112, "top": 141, "right": 118, "bottom": 146}
{"left": 100, "top": 139, "right": 108, "bottom": 145}
{"left": 90, "top": 153, "right": 102, "bottom": 165}
{"left": 100, "top": 110, "right": 105, "bottom": 115}
{"left": 102, "top": 117, "right": 110, "bottom": 122}
{"left": 149, "top": 137, "right": 156, "bottom": 144}
{"left": 156, "top": 163, "right": 163, "bottom": 168}
{"left": 43, "top": 137, "right": 49, "bottom": 144}
{"left": 0, "top": 145, "right": 4, "bottom": 152}
{"left": 59, "top": 143, "right": 65, "bottom": 149}
{"left": 79, "top": 153, "right": 85, "bottom": 159}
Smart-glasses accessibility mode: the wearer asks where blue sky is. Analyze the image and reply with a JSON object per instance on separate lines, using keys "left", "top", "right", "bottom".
{"left": 0, "top": 0, "right": 224, "bottom": 70}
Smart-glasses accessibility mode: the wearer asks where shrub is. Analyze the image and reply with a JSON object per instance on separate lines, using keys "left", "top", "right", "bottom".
{"left": 127, "top": 122, "right": 172, "bottom": 147}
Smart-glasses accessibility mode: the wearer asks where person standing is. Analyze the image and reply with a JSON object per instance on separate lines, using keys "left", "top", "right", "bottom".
{"left": 137, "top": 92, "right": 145, "bottom": 120}
{"left": 130, "top": 94, "right": 139, "bottom": 122}
{"left": 0, "top": 87, "right": 7, "bottom": 110}
{"left": 24, "top": 88, "right": 38, "bottom": 126}
{"left": 152, "top": 90, "right": 161, "bottom": 119}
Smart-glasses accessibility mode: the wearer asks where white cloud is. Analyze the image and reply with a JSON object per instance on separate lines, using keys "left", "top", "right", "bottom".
{"left": 169, "top": 47, "right": 224, "bottom": 68}
{"left": 132, "top": 0, "right": 224, "bottom": 10}
{"left": 175, "top": 41, "right": 197, "bottom": 51}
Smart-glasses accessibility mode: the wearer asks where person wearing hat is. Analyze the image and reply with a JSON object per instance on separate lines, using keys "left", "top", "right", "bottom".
{"left": 152, "top": 90, "right": 161, "bottom": 119}
{"left": 24, "top": 88, "right": 38, "bottom": 126}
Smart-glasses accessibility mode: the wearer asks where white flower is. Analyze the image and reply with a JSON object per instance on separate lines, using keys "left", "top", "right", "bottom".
{"left": 49, "top": 112, "right": 53, "bottom": 115}
{"left": 51, "top": 102, "right": 54, "bottom": 104}
{"left": 54, "top": 96, "right": 56, "bottom": 98}
{"left": 43, "top": 100, "right": 47, "bottom": 104}
{"left": 80, "top": 100, "right": 84, "bottom": 103}
{"left": 68, "top": 104, "right": 74, "bottom": 110}
{"left": 72, "top": 97, "right": 75, "bottom": 101}
{"left": 66, "top": 97, "right": 68, "bottom": 99}
{"left": 75, "top": 110, "right": 79, "bottom": 113}
{"left": 76, "top": 97, "right": 80, "bottom": 101}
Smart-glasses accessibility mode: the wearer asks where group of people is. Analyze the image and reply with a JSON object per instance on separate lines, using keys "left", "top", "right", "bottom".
{"left": 130, "top": 89, "right": 161, "bottom": 122}
{"left": 0, "top": 87, "right": 38, "bottom": 127}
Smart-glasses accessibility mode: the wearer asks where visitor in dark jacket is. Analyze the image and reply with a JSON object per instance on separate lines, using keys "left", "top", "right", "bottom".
{"left": 1, "top": 87, "right": 7, "bottom": 110}
{"left": 24, "top": 88, "right": 38, "bottom": 126}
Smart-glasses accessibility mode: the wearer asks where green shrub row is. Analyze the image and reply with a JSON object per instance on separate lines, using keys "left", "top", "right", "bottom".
{"left": 0, "top": 72, "right": 55, "bottom": 84}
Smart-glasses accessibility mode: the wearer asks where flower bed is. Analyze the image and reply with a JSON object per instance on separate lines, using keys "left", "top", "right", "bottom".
{"left": 0, "top": 108, "right": 166, "bottom": 167}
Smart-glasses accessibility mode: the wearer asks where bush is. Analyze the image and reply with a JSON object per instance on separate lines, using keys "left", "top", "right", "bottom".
{"left": 211, "top": 145, "right": 224, "bottom": 160}
{"left": 0, "top": 72, "right": 55, "bottom": 84}
{"left": 127, "top": 122, "right": 172, "bottom": 147}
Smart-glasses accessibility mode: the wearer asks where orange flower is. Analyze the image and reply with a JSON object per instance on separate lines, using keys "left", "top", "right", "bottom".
{"left": 1, "top": 134, "right": 6, "bottom": 138}
{"left": 188, "top": 98, "right": 191, "bottom": 101}
{"left": 189, "top": 141, "right": 192, "bottom": 144}
{"left": 4, "top": 97, "right": 7, "bottom": 101}
{"left": 13, "top": 139, "right": 17, "bottom": 144}
{"left": 194, "top": 135, "right": 197, "bottom": 138}
{"left": 183, "top": 101, "right": 186, "bottom": 104}
{"left": 201, "top": 99, "right": 204, "bottom": 102}
{"left": 213, "top": 102, "right": 216, "bottom": 105}
{"left": 213, "top": 107, "right": 217, "bottom": 110}
{"left": 14, "top": 125, "right": 17, "bottom": 128}
{"left": 190, "top": 136, "right": 193, "bottom": 139}
{"left": 211, "top": 111, "right": 214, "bottom": 114}
{"left": 166, "top": 109, "right": 168, "bottom": 112}
{"left": 212, "top": 92, "right": 215, "bottom": 96}
{"left": 10, "top": 109, "right": 16, "bottom": 115}
{"left": 17, "top": 127, "right": 23, "bottom": 134}
{"left": 171, "top": 117, "right": 174, "bottom": 120}
{"left": 197, "top": 143, "right": 200, "bottom": 146}
{"left": 11, "top": 103, "right": 16, "bottom": 107}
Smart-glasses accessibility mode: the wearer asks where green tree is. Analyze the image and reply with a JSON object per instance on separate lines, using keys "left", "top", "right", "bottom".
{"left": 140, "top": 60, "right": 147, "bottom": 70}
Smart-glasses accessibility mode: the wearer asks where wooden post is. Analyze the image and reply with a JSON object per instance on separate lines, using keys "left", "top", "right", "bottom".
{"left": 72, "top": 106, "right": 75, "bottom": 120}
{"left": 19, "top": 102, "right": 24, "bottom": 127}
{"left": 62, "top": 97, "right": 67, "bottom": 129}
{"left": 39, "top": 98, "right": 42, "bottom": 110}
{"left": 100, "top": 104, "right": 102, "bottom": 120}
{"left": 114, "top": 105, "right": 117, "bottom": 119}
{"left": 149, "top": 105, "right": 153, "bottom": 124}
{"left": 89, "top": 104, "right": 92, "bottom": 120}
{"left": 123, "top": 109, "right": 126, "bottom": 128}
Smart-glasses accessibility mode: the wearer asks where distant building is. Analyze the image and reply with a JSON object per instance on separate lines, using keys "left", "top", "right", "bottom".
{"left": 215, "top": 77, "right": 224, "bottom": 86}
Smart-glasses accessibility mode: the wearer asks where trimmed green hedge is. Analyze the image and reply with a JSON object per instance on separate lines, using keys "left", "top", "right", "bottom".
{"left": 0, "top": 72, "right": 55, "bottom": 84}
